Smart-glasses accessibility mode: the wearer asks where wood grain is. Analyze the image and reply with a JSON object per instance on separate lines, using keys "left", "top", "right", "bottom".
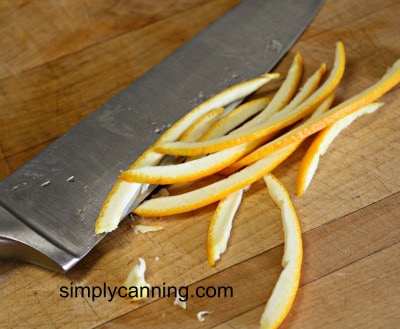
{"left": 0, "top": 0, "right": 399, "bottom": 328}
{"left": 0, "top": 0, "right": 213, "bottom": 80}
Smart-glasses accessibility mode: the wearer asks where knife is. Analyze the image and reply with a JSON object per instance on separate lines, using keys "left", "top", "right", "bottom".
{"left": 0, "top": 0, "right": 323, "bottom": 272}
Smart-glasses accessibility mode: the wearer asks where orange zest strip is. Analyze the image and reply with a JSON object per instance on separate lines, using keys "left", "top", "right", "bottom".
{"left": 223, "top": 93, "right": 336, "bottom": 175}
{"left": 184, "top": 97, "right": 272, "bottom": 162}
{"left": 200, "top": 96, "right": 272, "bottom": 141}
{"left": 133, "top": 142, "right": 300, "bottom": 217}
{"left": 207, "top": 189, "right": 243, "bottom": 267}
{"left": 296, "top": 102, "right": 383, "bottom": 197}
{"left": 224, "top": 58, "right": 400, "bottom": 172}
{"left": 155, "top": 42, "right": 345, "bottom": 156}
{"left": 120, "top": 139, "right": 266, "bottom": 184}
{"left": 179, "top": 107, "right": 225, "bottom": 142}
{"left": 273, "top": 62, "right": 327, "bottom": 117}
{"left": 236, "top": 53, "right": 303, "bottom": 131}
{"left": 260, "top": 174, "right": 303, "bottom": 329}
{"left": 95, "top": 181, "right": 142, "bottom": 233}
{"left": 309, "top": 93, "right": 336, "bottom": 118}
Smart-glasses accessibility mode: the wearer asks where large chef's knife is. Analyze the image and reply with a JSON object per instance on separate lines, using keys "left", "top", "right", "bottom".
{"left": 0, "top": 0, "right": 323, "bottom": 272}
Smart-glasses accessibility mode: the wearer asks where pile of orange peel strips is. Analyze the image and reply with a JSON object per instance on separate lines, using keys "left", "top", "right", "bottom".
{"left": 95, "top": 42, "right": 400, "bottom": 328}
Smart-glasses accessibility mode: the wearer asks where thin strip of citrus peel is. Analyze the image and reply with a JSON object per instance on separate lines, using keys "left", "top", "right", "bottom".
{"left": 96, "top": 181, "right": 144, "bottom": 234}
{"left": 121, "top": 139, "right": 267, "bottom": 184}
{"left": 95, "top": 73, "right": 279, "bottom": 233}
{"left": 236, "top": 53, "right": 303, "bottom": 132}
{"left": 154, "top": 41, "right": 345, "bottom": 156}
{"left": 224, "top": 57, "right": 400, "bottom": 174}
{"left": 184, "top": 96, "right": 272, "bottom": 162}
{"left": 222, "top": 93, "right": 336, "bottom": 175}
{"left": 296, "top": 102, "right": 383, "bottom": 197}
{"left": 199, "top": 97, "right": 273, "bottom": 141}
{"left": 207, "top": 189, "right": 243, "bottom": 266}
{"left": 133, "top": 142, "right": 299, "bottom": 216}
{"left": 179, "top": 107, "right": 225, "bottom": 142}
{"left": 260, "top": 174, "right": 302, "bottom": 329}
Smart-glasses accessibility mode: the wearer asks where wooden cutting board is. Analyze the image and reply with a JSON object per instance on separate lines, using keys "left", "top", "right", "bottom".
{"left": 1, "top": 0, "right": 399, "bottom": 328}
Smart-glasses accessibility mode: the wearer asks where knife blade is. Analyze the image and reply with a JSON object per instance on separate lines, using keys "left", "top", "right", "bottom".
{"left": 0, "top": 0, "right": 323, "bottom": 272}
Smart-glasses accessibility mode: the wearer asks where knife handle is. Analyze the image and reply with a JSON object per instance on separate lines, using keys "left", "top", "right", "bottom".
{"left": 0, "top": 205, "right": 77, "bottom": 272}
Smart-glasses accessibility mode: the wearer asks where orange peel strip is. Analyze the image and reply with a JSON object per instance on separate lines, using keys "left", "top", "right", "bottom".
{"left": 179, "top": 107, "right": 225, "bottom": 142}
{"left": 206, "top": 189, "right": 243, "bottom": 267}
{"left": 225, "top": 57, "right": 400, "bottom": 173}
{"left": 120, "top": 139, "right": 267, "bottom": 184}
{"left": 236, "top": 53, "right": 303, "bottom": 132}
{"left": 200, "top": 96, "right": 272, "bottom": 141}
{"left": 309, "top": 93, "right": 336, "bottom": 118}
{"left": 133, "top": 142, "right": 300, "bottom": 217}
{"left": 155, "top": 42, "right": 344, "bottom": 156}
{"left": 260, "top": 174, "right": 302, "bottom": 329}
{"left": 222, "top": 92, "right": 336, "bottom": 175}
{"left": 266, "top": 62, "right": 326, "bottom": 122}
{"left": 96, "top": 181, "right": 143, "bottom": 233}
{"left": 95, "top": 73, "right": 279, "bottom": 233}
{"left": 296, "top": 102, "right": 383, "bottom": 197}
{"left": 185, "top": 97, "right": 272, "bottom": 162}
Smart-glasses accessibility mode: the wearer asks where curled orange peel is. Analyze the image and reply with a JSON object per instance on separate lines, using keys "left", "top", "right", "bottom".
{"left": 206, "top": 189, "right": 243, "bottom": 267}
{"left": 179, "top": 107, "right": 225, "bottom": 142}
{"left": 120, "top": 139, "right": 266, "bottom": 185}
{"left": 236, "top": 53, "right": 303, "bottom": 132}
{"left": 200, "top": 96, "right": 272, "bottom": 141}
{"left": 296, "top": 102, "right": 383, "bottom": 196}
{"left": 260, "top": 174, "right": 303, "bottom": 329}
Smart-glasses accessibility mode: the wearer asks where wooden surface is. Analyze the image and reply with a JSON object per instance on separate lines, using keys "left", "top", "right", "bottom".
{"left": 1, "top": 0, "right": 400, "bottom": 328}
